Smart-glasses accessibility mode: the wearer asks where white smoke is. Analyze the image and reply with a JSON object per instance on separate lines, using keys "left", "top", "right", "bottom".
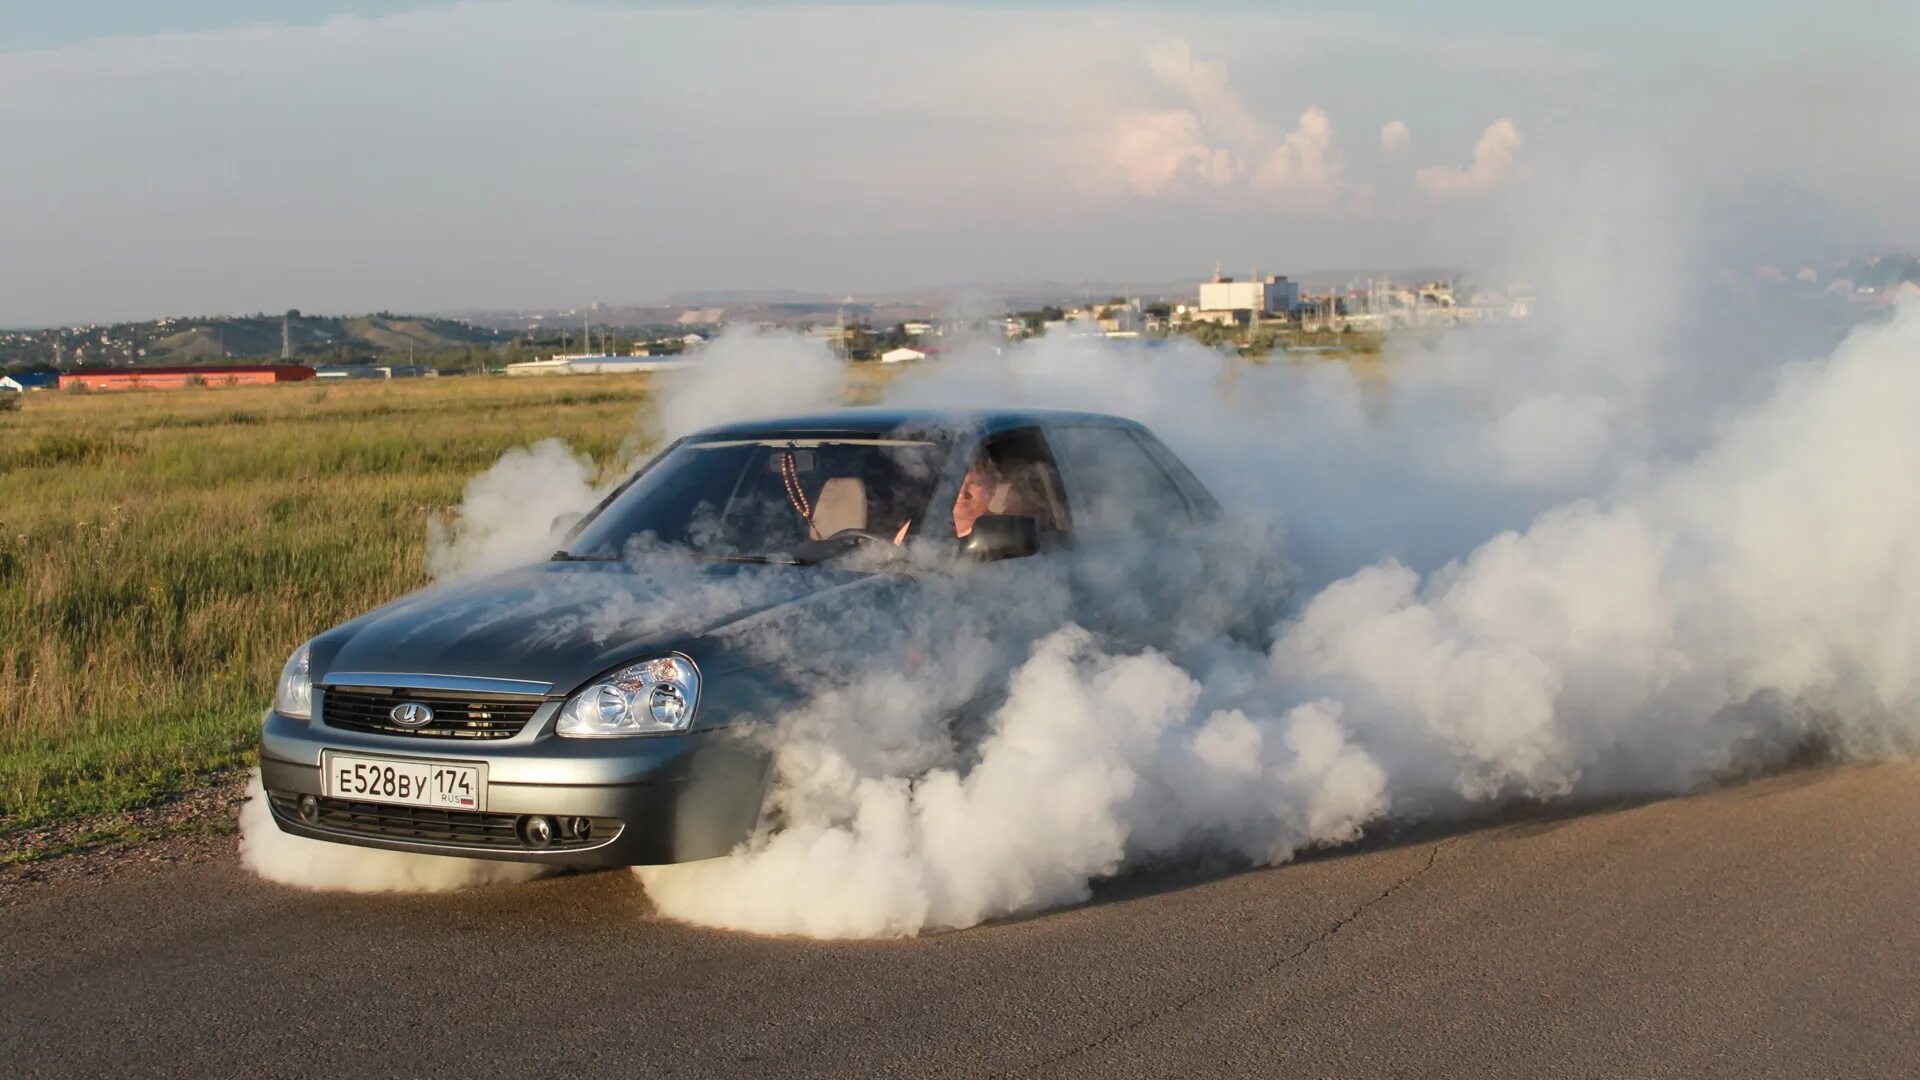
{"left": 631, "top": 299, "right": 1917, "bottom": 937}
{"left": 243, "top": 139, "right": 1918, "bottom": 929}
{"left": 425, "top": 438, "right": 598, "bottom": 581}
{"left": 651, "top": 325, "right": 844, "bottom": 442}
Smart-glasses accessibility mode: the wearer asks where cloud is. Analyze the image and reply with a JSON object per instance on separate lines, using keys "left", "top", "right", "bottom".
{"left": 1381, "top": 119, "right": 1410, "bottom": 152}
{"left": 1111, "top": 40, "right": 1347, "bottom": 211}
{"left": 1111, "top": 109, "right": 1239, "bottom": 196}
{"left": 1108, "top": 38, "right": 1263, "bottom": 197}
{"left": 5, "top": 4, "right": 1914, "bottom": 324}
{"left": 1143, "top": 38, "right": 1264, "bottom": 148}
{"left": 1251, "top": 107, "right": 1343, "bottom": 206}
{"left": 1417, "top": 118, "right": 1524, "bottom": 196}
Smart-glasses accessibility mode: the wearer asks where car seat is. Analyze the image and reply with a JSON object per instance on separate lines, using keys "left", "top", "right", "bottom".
{"left": 810, "top": 476, "right": 869, "bottom": 538}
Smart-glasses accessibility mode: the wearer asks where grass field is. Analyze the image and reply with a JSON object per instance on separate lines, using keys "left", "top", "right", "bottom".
{"left": 2, "top": 373, "right": 883, "bottom": 841}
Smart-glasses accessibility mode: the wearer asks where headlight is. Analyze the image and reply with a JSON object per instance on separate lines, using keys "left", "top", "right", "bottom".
{"left": 274, "top": 641, "right": 313, "bottom": 720}
{"left": 556, "top": 655, "right": 700, "bottom": 737}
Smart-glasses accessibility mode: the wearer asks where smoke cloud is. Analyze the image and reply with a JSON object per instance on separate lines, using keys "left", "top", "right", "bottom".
{"left": 424, "top": 439, "right": 598, "bottom": 582}
{"left": 622, "top": 291, "right": 1917, "bottom": 937}
{"left": 243, "top": 142, "right": 1917, "bottom": 938}
{"left": 650, "top": 326, "right": 845, "bottom": 443}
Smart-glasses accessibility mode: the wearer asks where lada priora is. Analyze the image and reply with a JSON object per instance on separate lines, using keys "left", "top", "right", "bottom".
{"left": 260, "top": 408, "right": 1220, "bottom": 865}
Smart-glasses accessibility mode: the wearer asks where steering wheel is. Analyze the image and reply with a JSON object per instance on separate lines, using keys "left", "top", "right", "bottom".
{"left": 824, "top": 528, "right": 893, "bottom": 546}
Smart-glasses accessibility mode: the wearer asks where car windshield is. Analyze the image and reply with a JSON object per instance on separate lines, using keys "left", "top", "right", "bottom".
{"left": 561, "top": 434, "right": 948, "bottom": 564}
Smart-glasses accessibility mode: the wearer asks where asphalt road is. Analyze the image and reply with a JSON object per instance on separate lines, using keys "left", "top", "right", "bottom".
{"left": 6, "top": 762, "right": 1918, "bottom": 1078}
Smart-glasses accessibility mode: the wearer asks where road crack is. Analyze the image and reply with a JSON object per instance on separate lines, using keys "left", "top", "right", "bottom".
{"left": 1007, "top": 838, "right": 1460, "bottom": 1079}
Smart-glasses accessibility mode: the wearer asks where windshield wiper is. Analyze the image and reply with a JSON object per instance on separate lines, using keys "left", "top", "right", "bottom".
{"left": 689, "top": 552, "right": 799, "bottom": 566}
{"left": 549, "top": 550, "right": 619, "bottom": 562}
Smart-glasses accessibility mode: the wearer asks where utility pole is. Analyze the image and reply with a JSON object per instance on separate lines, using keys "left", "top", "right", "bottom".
{"left": 1250, "top": 263, "right": 1262, "bottom": 334}
{"left": 282, "top": 314, "right": 291, "bottom": 360}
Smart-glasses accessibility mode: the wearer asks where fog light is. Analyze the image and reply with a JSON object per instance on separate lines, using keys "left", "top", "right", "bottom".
{"left": 570, "top": 817, "right": 592, "bottom": 841}
{"left": 297, "top": 794, "right": 319, "bottom": 823}
{"left": 520, "top": 815, "right": 554, "bottom": 848}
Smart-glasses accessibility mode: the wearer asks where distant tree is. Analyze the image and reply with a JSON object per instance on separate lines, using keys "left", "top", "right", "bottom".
{"left": 1185, "top": 322, "right": 1231, "bottom": 348}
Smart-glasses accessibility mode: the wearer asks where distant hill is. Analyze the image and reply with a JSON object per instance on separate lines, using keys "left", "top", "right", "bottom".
{"left": 0, "top": 312, "right": 508, "bottom": 367}
{"left": 145, "top": 313, "right": 499, "bottom": 361}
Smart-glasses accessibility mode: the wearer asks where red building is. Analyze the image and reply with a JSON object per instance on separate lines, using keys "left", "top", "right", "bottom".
{"left": 59, "top": 365, "right": 317, "bottom": 391}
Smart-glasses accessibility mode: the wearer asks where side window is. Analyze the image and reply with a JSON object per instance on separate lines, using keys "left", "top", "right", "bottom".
{"left": 1050, "top": 425, "right": 1193, "bottom": 531}
{"left": 954, "top": 427, "right": 1071, "bottom": 544}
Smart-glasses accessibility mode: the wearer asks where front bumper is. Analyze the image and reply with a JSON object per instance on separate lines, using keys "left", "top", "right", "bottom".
{"left": 259, "top": 708, "right": 768, "bottom": 866}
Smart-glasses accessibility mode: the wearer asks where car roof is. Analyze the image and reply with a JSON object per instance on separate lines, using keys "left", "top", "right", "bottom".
{"left": 688, "top": 406, "right": 1146, "bottom": 440}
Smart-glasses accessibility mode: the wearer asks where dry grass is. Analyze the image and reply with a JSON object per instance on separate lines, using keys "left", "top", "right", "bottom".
{"left": 0, "top": 375, "right": 671, "bottom": 832}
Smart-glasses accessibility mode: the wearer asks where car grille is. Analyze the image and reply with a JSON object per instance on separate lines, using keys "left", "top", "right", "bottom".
{"left": 320, "top": 685, "right": 544, "bottom": 740}
{"left": 269, "top": 791, "right": 620, "bottom": 852}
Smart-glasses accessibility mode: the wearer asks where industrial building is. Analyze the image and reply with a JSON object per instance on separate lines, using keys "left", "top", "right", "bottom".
{"left": 0, "top": 371, "right": 57, "bottom": 392}
{"left": 58, "top": 365, "right": 316, "bottom": 391}
{"left": 504, "top": 355, "right": 693, "bottom": 376}
{"left": 313, "top": 364, "right": 435, "bottom": 380}
{"left": 1191, "top": 272, "right": 1300, "bottom": 325}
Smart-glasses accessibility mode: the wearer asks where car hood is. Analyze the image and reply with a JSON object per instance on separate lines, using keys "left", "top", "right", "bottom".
{"left": 316, "top": 558, "right": 876, "bottom": 692}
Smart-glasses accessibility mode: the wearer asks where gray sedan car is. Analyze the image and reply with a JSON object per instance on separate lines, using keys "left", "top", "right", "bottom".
{"left": 260, "top": 407, "right": 1220, "bottom": 866}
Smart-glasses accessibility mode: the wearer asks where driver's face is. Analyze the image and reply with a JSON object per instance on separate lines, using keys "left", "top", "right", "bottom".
{"left": 953, "top": 464, "right": 994, "bottom": 537}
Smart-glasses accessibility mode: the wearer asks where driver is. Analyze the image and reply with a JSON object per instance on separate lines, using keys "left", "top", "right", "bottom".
{"left": 951, "top": 455, "right": 1001, "bottom": 538}
{"left": 894, "top": 451, "right": 1044, "bottom": 541}
{"left": 888, "top": 455, "right": 1002, "bottom": 543}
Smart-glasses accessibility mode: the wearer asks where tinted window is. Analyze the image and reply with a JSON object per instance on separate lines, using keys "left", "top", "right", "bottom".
{"left": 1051, "top": 425, "right": 1192, "bottom": 531}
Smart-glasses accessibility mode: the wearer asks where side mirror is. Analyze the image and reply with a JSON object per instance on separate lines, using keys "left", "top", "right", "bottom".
{"left": 960, "top": 514, "right": 1040, "bottom": 561}
{"left": 550, "top": 511, "right": 584, "bottom": 537}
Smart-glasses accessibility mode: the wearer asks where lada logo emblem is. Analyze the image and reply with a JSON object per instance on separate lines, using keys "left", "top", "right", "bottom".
{"left": 389, "top": 702, "right": 436, "bottom": 728}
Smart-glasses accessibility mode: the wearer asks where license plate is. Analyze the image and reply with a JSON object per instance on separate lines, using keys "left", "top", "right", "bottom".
{"left": 323, "top": 752, "right": 486, "bottom": 811}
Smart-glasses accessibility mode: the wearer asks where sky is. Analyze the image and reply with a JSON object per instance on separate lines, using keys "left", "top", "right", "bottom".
{"left": 2, "top": 0, "right": 1916, "bottom": 325}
